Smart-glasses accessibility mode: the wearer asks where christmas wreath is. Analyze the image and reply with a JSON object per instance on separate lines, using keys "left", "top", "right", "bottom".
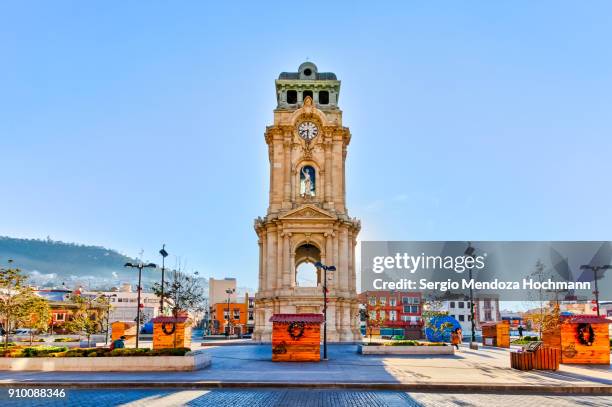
{"left": 577, "top": 323, "right": 595, "bottom": 346}
{"left": 162, "top": 322, "right": 177, "bottom": 335}
{"left": 287, "top": 321, "right": 305, "bottom": 340}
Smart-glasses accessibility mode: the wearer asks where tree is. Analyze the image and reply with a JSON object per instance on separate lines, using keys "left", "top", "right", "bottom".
{"left": 152, "top": 270, "right": 206, "bottom": 348}
{"left": 64, "top": 294, "right": 105, "bottom": 347}
{"left": 152, "top": 270, "right": 206, "bottom": 318}
{"left": 0, "top": 260, "right": 49, "bottom": 350}
{"left": 21, "top": 295, "right": 51, "bottom": 346}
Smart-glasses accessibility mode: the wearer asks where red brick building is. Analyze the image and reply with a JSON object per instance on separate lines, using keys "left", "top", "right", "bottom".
{"left": 361, "top": 291, "right": 423, "bottom": 339}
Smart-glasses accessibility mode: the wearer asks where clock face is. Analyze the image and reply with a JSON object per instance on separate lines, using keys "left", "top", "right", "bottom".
{"left": 298, "top": 121, "right": 318, "bottom": 141}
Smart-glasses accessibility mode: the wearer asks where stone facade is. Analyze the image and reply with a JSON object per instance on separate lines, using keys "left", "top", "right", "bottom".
{"left": 253, "top": 62, "right": 361, "bottom": 342}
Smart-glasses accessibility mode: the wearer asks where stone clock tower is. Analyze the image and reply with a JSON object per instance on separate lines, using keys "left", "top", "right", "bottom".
{"left": 253, "top": 62, "right": 361, "bottom": 342}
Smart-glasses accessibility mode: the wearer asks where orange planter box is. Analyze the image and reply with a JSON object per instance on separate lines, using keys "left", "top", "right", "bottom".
{"left": 270, "top": 314, "right": 324, "bottom": 362}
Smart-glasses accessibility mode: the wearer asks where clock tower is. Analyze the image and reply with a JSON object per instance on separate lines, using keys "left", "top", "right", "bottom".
{"left": 253, "top": 62, "right": 361, "bottom": 342}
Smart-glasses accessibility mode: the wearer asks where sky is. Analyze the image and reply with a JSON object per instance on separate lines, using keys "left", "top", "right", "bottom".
{"left": 1, "top": 1, "right": 611, "bottom": 291}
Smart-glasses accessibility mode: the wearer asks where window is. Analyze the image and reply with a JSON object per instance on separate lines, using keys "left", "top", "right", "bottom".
{"left": 389, "top": 298, "right": 396, "bottom": 306}
{"left": 459, "top": 302, "right": 465, "bottom": 308}
{"left": 248, "top": 311, "right": 254, "bottom": 321}
{"left": 450, "top": 315, "right": 456, "bottom": 320}
{"left": 319, "top": 91, "right": 329, "bottom": 104}
{"left": 485, "top": 311, "right": 492, "bottom": 321}
{"left": 402, "top": 297, "right": 409, "bottom": 305}
{"left": 459, "top": 315, "right": 465, "bottom": 321}
{"left": 450, "top": 302, "right": 455, "bottom": 308}
{"left": 380, "top": 310, "right": 386, "bottom": 320}
{"left": 303, "top": 90, "right": 313, "bottom": 101}
{"left": 468, "top": 315, "right": 472, "bottom": 321}
{"left": 403, "top": 305, "right": 418, "bottom": 314}
{"left": 55, "top": 313, "right": 65, "bottom": 322}
{"left": 401, "top": 315, "right": 410, "bottom": 322}
{"left": 379, "top": 297, "right": 386, "bottom": 306}
{"left": 223, "top": 311, "right": 229, "bottom": 320}
{"left": 389, "top": 310, "right": 397, "bottom": 321}
{"left": 287, "top": 90, "right": 297, "bottom": 104}
{"left": 369, "top": 297, "right": 376, "bottom": 306}
{"left": 233, "top": 309, "right": 240, "bottom": 319}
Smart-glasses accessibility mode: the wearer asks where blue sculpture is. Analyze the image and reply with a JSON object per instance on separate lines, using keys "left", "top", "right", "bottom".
{"left": 425, "top": 315, "right": 461, "bottom": 342}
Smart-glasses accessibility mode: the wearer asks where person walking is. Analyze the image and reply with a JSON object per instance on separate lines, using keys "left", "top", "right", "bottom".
{"left": 518, "top": 325, "right": 524, "bottom": 338}
{"left": 451, "top": 328, "right": 461, "bottom": 351}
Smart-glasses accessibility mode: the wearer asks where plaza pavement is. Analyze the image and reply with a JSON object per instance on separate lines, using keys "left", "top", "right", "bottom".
{"left": 0, "top": 344, "right": 611, "bottom": 393}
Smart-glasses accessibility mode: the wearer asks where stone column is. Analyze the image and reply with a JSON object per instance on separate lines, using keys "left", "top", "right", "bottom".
{"left": 340, "top": 227, "right": 349, "bottom": 293}
{"left": 290, "top": 242, "right": 296, "bottom": 287}
{"left": 324, "top": 140, "right": 332, "bottom": 204}
{"left": 325, "top": 232, "right": 334, "bottom": 289}
{"left": 277, "top": 228, "right": 284, "bottom": 288}
{"left": 333, "top": 229, "right": 340, "bottom": 290}
{"left": 266, "top": 228, "right": 277, "bottom": 291}
{"left": 258, "top": 239, "right": 263, "bottom": 290}
{"left": 282, "top": 233, "right": 291, "bottom": 288}
{"left": 261, "top": 233, "right": 268, "bottom": 290}
{"left": 283, "top": 139, "right": 291, "bottom": 203}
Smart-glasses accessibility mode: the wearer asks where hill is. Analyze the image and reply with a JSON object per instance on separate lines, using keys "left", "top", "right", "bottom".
{"left": 0, "top": 236, "right": 165, "bottom": 290}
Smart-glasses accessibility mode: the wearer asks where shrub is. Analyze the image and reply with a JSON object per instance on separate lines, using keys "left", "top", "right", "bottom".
{"left": 384, "top": 340, "right": 446, "bottom": 347}
{"left": 21, "top": 346, "right": 68, "bottom": 357}
{"left": 54, "top": 338, "right": 78, "bottom": 342}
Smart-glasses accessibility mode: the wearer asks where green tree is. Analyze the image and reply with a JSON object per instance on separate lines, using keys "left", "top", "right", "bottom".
{"left": 21, "top": 295, "right": 51, "bottom": 346}
{"left": 0, "top": 260, "right": 49, "bottom": 350}
{"left": 64, "top": 294, "right": 105, "bottom": 347}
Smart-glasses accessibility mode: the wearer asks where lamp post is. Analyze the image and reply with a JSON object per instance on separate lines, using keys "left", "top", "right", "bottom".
{"left": 159, "top": 245, "right": 168, "bottom": 315}
{"left": 464, "top": 243, "right": 477, "bottom": 346}
{"left": 225, "top": 288, "right": 235, "bottom": 337}
{"left": 100, "top": 294, "right": 117, "bottom": 345}
{"left": 580, "top": 264, "right": 612, "bottom": 316}
{"left": 315, "top": 261, "right": 336, "bottom": 361}
{"left": 124, "top": 261, "right": 157, "bottom": 349}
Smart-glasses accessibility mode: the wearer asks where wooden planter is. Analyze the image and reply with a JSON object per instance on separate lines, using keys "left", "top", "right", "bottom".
{"left": 510, "top": 347, "right": 560, "bottom": 371}
{"left": 270, "top": 314, "right": 324, "bottom": 362}
{"left": 481, "top": 320, "right": 510, "bottom": 348}
{"left": 542, "top": 314, "right": 611, "bottom": 364}
{"left": 152, "top": 316, "right": 192, "bottom": 349}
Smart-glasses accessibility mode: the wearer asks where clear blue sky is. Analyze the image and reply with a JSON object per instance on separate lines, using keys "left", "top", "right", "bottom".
{"left": 1, "top": 2, "right": 611, "bottom": 290}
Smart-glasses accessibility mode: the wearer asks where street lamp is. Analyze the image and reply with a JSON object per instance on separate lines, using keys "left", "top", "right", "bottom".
{"left": 580, "top": 264, "right": 612, "bottom": 316}
{"left": 464, "top": 243, "right": 477, "bottom": 346}
{"left": 124, "top": 261, "right": 157, "bottom": 349}
{"left": 225, "top": 288, "right": 235, "bottom": 337}
{"left": 315, "top": 261, "right": 336, "bottom": 361}
{"left": 159, "top": 245, "right": 168, "bottom": 315}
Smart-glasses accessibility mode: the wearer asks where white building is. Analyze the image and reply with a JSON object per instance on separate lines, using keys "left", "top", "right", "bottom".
{"left": 83, "top": 284, "right": 161, "bottom": 324}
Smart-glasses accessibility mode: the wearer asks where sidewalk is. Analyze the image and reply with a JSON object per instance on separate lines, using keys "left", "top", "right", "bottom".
{"left": 0, "top": 344, "right": 610, "bottom": 393}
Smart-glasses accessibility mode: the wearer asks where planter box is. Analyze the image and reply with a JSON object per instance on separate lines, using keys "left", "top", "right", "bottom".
{"left": 0, "top": 351, "right": 210, "bottom": 372}
{"left": 359, "top": 345, "right": 454, "bottom": 355}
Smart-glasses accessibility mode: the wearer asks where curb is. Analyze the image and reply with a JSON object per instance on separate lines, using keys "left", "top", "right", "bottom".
{"left": 0, "top": 381, "right": 610, "bottom": 394}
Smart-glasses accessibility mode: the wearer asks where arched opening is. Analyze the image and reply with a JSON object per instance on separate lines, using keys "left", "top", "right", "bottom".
{"left": 295, "top": 243, "right": 321, "bottom": 287}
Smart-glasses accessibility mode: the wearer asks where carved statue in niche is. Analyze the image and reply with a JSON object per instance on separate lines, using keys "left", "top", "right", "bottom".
{"left": 300, "top": 166, "right": 315, "bottom": 196}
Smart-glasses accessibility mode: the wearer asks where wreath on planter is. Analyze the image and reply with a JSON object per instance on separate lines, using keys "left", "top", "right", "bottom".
{"left": 287, "top": 321, "right": 305, "bottom": 340}
{"left": 577, "top": 323, "right": 595, "bottom": 346}
{"left": 162, "top": 322, "right": 177, "bottom": 335}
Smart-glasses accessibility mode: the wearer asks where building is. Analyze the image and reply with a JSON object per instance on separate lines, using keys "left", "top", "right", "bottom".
{"left": 253, "top": 62, "right": 361, "bottom": 342}
{"left": 83, "top": 285, "right": 161, "bottom": 324}
{"left": 209, "top": 278, "right": 237, "bottom": 307}
{"left": 210, "top": 293, "right": 255, "bottom": 335}
{"left": 474, "top": 295, "right": 501, "bottom": 328}
{"left": 362, "top": 291, "right": 423, "bottom": 339}
{"left": 34, "top": 289, "right": 106, "bottom": 333}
